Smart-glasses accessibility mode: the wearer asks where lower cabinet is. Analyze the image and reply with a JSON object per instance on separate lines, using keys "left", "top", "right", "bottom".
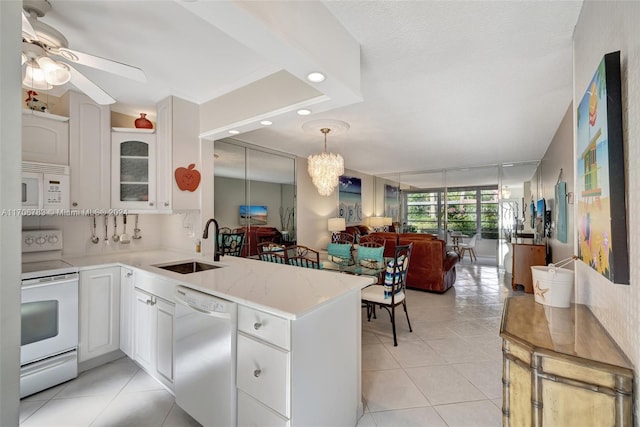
{"left": 79, "top": 266, "right": 121, "bottom": 363}
{"left": 133, "top": 287, "right": 175, "bottom": 390}
{"left": 120, "top": 267, "right": 134, "bottom": 358}
{"left": 236, "top": 292, "right": 361, "bottom": 426}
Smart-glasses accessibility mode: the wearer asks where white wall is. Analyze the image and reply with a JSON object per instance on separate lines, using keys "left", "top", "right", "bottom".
{"left": 573, "top": 0, "right": 640, "bottom": 413}
{"left": 296, "top": 160, "right": 374, "bottom": 250}
{"left": 529, "top": 103, "right": 575, "bottom": 264}
{"left": 0, "top": 1, "right": 22, "bottom": 424}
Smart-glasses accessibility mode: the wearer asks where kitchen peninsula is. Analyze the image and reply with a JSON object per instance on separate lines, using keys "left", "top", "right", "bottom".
{"left": 64, "top": 250, "right": 374, "bottom": 426}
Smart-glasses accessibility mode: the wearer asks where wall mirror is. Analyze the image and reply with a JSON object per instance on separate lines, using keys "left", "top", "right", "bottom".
{"left": 214, "top": 139, "right": 296, "bottom": 248}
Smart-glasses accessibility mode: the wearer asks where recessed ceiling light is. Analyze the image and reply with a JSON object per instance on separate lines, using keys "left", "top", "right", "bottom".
{"left": 228, "top": 130, "right": 240, "bottom": 134}
{"left": 297, "top": 109, "right": 312, "bottom": 116}
{"left": 260, "top": 120, "right": 273, "bottom": 126}
{"left": 306, "top": 72, "right": 325, "bottom": 83}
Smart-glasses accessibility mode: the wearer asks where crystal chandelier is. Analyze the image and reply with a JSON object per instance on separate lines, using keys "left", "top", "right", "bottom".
{"left": 308, "top": 128, "right": 344, "bottom": 196}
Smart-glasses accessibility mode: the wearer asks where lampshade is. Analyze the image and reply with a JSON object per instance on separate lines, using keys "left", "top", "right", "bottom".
{"left": 307, "top": 127, "right": 345, "bottom": 196}
{"left": 22, "top": 61, "right": 53, "bottom": 90}
{"left": 383, "top": 217, "right": 392, "bottom": 226}
{"left": 327, "top": 217, "right": 346, "bottom": 232}
{"left": 369, "top": 217, "right": 384, "bottom": 228}
{"left": 36, "top": 56, "right": 71, "bottom": 85}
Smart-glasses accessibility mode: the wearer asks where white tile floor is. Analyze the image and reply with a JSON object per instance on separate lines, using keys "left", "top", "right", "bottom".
{"left": 20, "top": 261, "right": 520, "bottom": 427}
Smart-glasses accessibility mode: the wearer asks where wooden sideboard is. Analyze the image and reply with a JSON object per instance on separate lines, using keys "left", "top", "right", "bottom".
{"left": 500, "top": 297, "right": 633, "bottom": 426}
{"left": 511, "top": 243, "right": 546, "bottom": 293}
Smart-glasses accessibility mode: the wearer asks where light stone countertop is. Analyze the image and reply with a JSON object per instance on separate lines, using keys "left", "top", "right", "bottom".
{"left": 64, "top": 249, "right": 375, "bottom": 319}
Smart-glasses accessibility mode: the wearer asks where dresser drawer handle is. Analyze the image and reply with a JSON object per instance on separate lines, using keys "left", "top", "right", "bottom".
{"left": 253, "top": 369, "right": 261, "bottom": 378}
{"left": 253, "top": 322, "right": 262, "bottom": 330}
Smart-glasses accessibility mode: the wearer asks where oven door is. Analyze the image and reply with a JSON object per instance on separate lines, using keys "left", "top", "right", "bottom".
{"left": 21, "top": 274, "right": 79, "bottom": 365}
{"left": 22, "top": 172, "right": 42, "bottom": 209}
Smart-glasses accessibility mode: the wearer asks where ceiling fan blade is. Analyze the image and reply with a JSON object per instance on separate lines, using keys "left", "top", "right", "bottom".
{"left": 55, "top": 47, "right": 147, "bottom": 83}
{"left": 22, "top": 11, "right": 39, "bottom": 42}
{"left": 67, "top": 64, "right": 116, "bottom": 105}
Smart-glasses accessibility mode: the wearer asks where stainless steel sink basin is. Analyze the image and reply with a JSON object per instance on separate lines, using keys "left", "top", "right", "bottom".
{"left": 154, "top": 261, "right": 222, "bottom": 274}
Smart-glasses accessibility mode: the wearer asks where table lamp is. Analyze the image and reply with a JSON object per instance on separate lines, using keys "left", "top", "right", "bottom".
{"left": 383, "top": 217, "right": 392, "bottom": 232}
{"left": 369, "top": 216, "right": 384, "bottom": 232}
{"left": 328, "top": 217, "right": 346, "bottom": 242}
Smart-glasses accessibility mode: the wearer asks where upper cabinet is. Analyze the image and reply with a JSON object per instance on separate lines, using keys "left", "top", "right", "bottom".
{"left": 156, "top": 96, "right": 200, "bottom": 212}
{"left": 111, "top": 130, "right": 158, "bottom": 210}
{"left": 60, "top": 91, "right": 111, "bottom": 210}
{"left": 22, "top": 110, "right": 69, "bottom": 165}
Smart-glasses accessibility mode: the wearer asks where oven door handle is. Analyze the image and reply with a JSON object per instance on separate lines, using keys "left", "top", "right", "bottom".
{"left": 22, "top": 274, "right": 79, "bottom": 289}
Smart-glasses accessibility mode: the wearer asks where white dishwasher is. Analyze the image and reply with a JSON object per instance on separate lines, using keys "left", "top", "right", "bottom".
{"left": 174, "top": 285, "right": 237, "bottom": 427}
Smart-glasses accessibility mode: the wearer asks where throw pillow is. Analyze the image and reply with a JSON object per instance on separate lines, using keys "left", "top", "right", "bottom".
{"left": 327, "top": 242, "right": 352, "bottom": 259}
{"left": 384, "top": 255, "right": 406, "bottom": 298}
{"left": 357, "top": 246, "right": 384, "bottom": 267}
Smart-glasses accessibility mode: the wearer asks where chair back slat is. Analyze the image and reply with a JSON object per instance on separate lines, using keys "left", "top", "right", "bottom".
{"left": 257, "top": 242, "right": 286, "bottom": 264}
{"left": 285, "top": 245, "right": 321, "bottom": 269}
{"left": 220, "top": 231, "right": 245, "bottom": 257}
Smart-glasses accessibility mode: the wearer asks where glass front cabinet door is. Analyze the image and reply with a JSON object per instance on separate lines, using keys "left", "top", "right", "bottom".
{"left": 111, "top": 131, "right": 157, "bottom": 210}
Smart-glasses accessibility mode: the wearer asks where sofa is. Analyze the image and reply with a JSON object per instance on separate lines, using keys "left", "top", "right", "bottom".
{"left": 369, "top": 232, "right": 459, "bottom": 293}
{"left": 235, "top": 226, "right": 283, "bottom": 257}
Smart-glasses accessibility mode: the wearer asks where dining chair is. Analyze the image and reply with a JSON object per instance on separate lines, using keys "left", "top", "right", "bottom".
{"left": 284, "top": 245, "right": 322, "bottom": 269}
{"left": 220, "top": 231, "right": 245, "bottom": 257}
{"left": 361, "top": 243, "right": 413, "bottom": 346}
{"left": 327, "top": 240, "right": 354, "bottom": 265}
{"left": 356, "top": 240, "right": 385, "bottom": 270}
{"left": 358, "top": 234, "right": 386, "bottom": 247}
{"left": 257, "top": 241, "right": 286, "bottom": 264}
{"left": 458, "top": 233, "right": 478, "bottom": 262}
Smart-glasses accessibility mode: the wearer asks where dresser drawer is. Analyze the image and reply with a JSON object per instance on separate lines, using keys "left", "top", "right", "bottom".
{"left": 237, "top": 334, "right": 290, "bottom": 417}
{"left": 238, "top": 305, "right": 290, "bottom": 350}
{"left": 238, "top": 390, "right": 290, "bottom": 427}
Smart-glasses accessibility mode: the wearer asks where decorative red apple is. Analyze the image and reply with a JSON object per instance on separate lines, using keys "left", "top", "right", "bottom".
{"left": 174, "top": 164, "right": 201, "bottom": 192}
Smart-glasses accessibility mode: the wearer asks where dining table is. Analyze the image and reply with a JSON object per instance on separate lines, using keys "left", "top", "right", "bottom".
{"left": 449, "top": 232, "right": 468, "bottom": 253}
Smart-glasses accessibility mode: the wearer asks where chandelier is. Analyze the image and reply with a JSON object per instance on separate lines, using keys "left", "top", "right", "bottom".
{"left": 307, "top": 127, "right": 344, "bottom": 196}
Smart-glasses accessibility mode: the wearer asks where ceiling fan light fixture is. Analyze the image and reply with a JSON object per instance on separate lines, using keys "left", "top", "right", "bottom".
{"left": 22, "top": 61, "right": 52, "bottom": 90}
{"left": 36, "top": 56, "right": 71, "bottom": 85}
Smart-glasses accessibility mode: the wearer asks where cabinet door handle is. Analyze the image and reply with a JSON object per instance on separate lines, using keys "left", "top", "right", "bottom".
{"left": 126, "top": 272, "right": 133, "bottom": 277}
{"left": 149, "top": 202, "right": 154, "bottom": 207}
{"left": 164, "top": 202, "right": 169, "bottom": 207}
{"left": 253, "top": 369, "right": 261, "bottom": 378}
{"left": 253, "top": 322, "right": 262, "bottom": 330}
{"left": 146, "top": 299, "right": 152, "bottom": 305}
{"left": 72, "top": 202, "right": 78, "bottom": 207}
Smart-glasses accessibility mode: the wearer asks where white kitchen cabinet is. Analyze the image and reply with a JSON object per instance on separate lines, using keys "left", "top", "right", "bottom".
{"left": 133, "top": 287, "right": 175, "bottom": 389}
{"left": 78, "top": 266, "right": 121, "bottom": 363}
{"left": 119, "top": 267, "right": 134, "bottom": 358}
{"left": 60, "top": 91, "right": 111, "bottom": 210}
{"left": 22, "top": 110, "right": 69, "bottom": 165}
{"left": 155, "top": 96, "right": 201, "bottom": 212}
{"left": 236, "top": 295, "right": 361, "bottom": 426}
{"left": 111, "top": 130, "right": 157, "bottom": 210}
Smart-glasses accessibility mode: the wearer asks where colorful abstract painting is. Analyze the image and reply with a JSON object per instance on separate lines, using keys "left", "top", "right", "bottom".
{"left": 338, "top": 176, "right": 362, "bottom": 225}
{"left": 576, "top": 51, "right": 629, "bottom": 284}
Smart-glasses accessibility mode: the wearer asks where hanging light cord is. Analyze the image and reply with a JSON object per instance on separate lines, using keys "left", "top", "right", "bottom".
{"left": 321, "top": 128, "right": 330, "bottom": 152}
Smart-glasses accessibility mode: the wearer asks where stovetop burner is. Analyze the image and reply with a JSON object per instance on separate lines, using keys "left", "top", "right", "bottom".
{"left": 21, "top": 259, "right": 78, "bottom": 280}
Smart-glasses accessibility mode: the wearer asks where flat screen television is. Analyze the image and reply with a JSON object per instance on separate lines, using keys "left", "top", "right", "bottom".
{"left": 239, "top": 205, "right": 267, "bottom": 225}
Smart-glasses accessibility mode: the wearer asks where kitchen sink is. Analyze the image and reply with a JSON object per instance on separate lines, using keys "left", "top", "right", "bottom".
{"left": 154, "top": 261, "right": 222, "bottom": 274}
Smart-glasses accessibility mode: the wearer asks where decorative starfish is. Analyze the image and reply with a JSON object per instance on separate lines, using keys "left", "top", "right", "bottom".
{"left": 534, "top": 280, "right": 549, "bottom": 300}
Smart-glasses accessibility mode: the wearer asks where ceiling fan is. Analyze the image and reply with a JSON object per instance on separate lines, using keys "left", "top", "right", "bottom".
{"left": 21, "top": 0, "right": 146, "bottom": 105}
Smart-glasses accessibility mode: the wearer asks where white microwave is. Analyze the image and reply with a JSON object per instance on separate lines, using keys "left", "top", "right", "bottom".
{"left": 22, "top": 162, "right": 70, "bottom": 211}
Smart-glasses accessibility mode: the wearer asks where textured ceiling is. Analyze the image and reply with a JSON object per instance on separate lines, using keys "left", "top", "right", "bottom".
{"left": 24, "top": 1, "right": 583, "bottom": 188}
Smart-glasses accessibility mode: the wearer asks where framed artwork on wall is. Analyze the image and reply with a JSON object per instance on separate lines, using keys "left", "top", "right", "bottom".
{"left": 576, "top": 50, "right": 629, "bottom": 284}
{"left": 338, "top": 176, "right": 362, "bottom": 225}
{"left": 384, "top": 184, "right": 399, "bottom": 220}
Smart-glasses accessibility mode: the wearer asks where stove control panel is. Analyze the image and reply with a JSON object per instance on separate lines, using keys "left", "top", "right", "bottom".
{"left": 22, "top": 229, "right": 63, "bottom": 253}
